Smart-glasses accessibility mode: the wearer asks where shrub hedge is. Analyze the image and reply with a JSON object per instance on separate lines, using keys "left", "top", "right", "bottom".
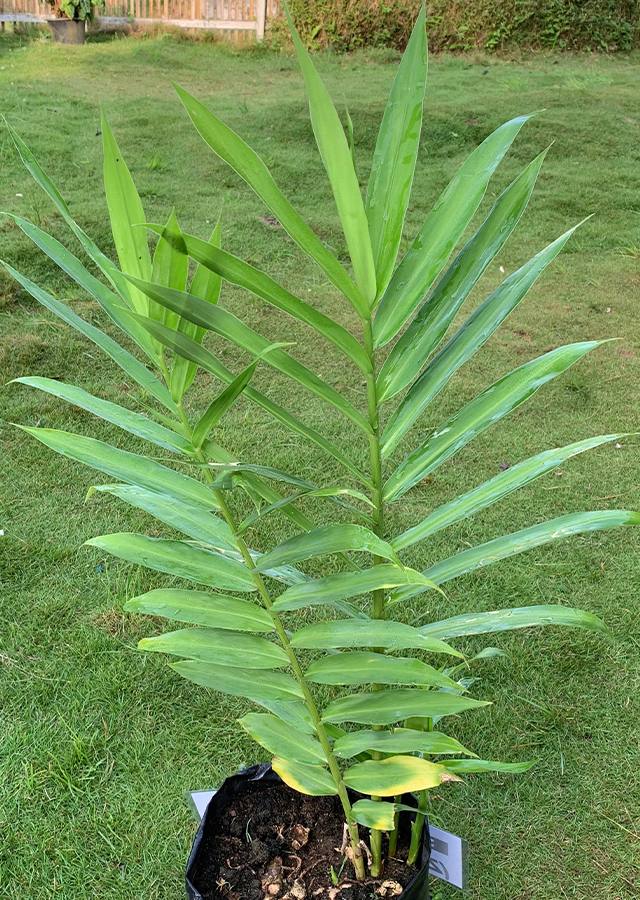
{"left": 282, "top": 0, "right": 640, "bottom": 52}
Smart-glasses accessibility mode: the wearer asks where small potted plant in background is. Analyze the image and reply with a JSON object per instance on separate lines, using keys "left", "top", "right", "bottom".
{"left": 4, "top": 3, "right": 639, "bottom": 896}
{"left": 46, "top": 0, "right": 104, "bottom": 44}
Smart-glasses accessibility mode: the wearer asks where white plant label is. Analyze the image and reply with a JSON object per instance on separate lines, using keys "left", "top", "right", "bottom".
{"left": 188, "top": 790, "right": 469, "bottom": 891}
{"left": 428, "top": 824, "right": 469, "bottom": 891}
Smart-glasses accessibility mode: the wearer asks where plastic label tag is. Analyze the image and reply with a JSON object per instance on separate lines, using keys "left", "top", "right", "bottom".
{"left": 428, "top": 825, "right": 469, "bottom": 891}
{"left": 187, "top": 788, "right": 217, "bottom": 822}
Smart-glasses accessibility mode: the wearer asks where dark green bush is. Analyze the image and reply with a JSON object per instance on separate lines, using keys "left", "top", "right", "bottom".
{"left": 280, "top": 0, "right": 640, "bottom": 52}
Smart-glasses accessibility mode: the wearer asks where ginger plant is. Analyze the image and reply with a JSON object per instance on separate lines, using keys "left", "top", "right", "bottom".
{"left": 6, "top": 4, "right": 639, "bottom": 882}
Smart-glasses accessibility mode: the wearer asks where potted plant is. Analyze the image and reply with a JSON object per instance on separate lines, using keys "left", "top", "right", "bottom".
{"left": 46, "top": 0, "right": 104, "bottom": 44}
{"left": 4, "top": 4, "right": 638, "bottom": 895}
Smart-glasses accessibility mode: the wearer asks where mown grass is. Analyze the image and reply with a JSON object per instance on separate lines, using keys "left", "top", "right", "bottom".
{"left": 1, "top": 29, "right": 640, "bottom": 900}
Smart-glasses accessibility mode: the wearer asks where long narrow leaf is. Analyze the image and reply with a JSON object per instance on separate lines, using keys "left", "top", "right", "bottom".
{"left": 239, "top": 714, "right": 325, "bottom": 765}
{"left": 5, "top": 214, "right": 157, "bottom": 359}
{"left": 87, "top": 533, "right": 255, "bottom": 591}
{"left": 322, "top": 690, "right": 488, "bottom": 725}
{"left": 101, "top": 113, "right": 152, "bottom": 317}
{"left": 420, "top": 605, "right": 611, "bottom": 639}
{"left": 377, "top": 150, "right": 548, "bottom": 405}
{"left": 365, "top": 5, "right": 427, "bottom": 296}
{"left": 384, "top": 341, "right": 603, "bottom": 501}
{"left": 89, "top": 485, "right": 237, "bottom": 550}
{"left": 271, "top": 564, "right": 435, "bottom": 612}
{"left": 382, "top": 222, "right": 583, "bottom": 454}
{"left": 125, "top": 280, "right": 372, "bottom": 434}
{"left": 18, "top": 427, "right": 217, "bottom": 509}
{"left": 290, "top": 619, "right": 461, "bottom": 657}
{"left": 7, "top": 125, "right": 138, "bottom": 307}
{"left": 150, "top": 209, "right": 188, "bottom": 332}
{"left": 373, "top": 114, "right": 534, "bottom": 347}
{"left": 173, "top": 84, "right": 368, "bottom": 318}
{"left": 254, "top": 524, "right": 398, "bottom": 572}
{"left": 125, "top": 588, "right": 274, "bottom": 631}
{"left": 285, "top": 9, "right": 377, "bottom": 305}
{"left": 393, "top": 434, "right": 623, "bottom": 550}
{"left": 305, "top": 652, "right": 460, "bottom": 689}
{"left": 170, "top": 221, "right": 222, "bottom": 403}
{"left": 390, "top": 510, "right": 640, "bottom": 601}
{"left": 332, "top": 728, "right": 474, "bottom": 759}
{"left": 191, "top": 359, "right": 258, "bottom": 450}
{"left": 1, "top": 262, "right": 175, "bottom": 411}
{"left": 146, "top": 224, "right": 372, "bottom": 374}
{"left": 119, "top": 314, "right": 369, "bottom": 483}
{"left": 14, "top": 377, "right": 193, "bottom": 455}
{"left": 139, "top": 627, "right": 288, "bottom": 668}
{"left": 171, "top": 660, "right": 303, "bottom": 701}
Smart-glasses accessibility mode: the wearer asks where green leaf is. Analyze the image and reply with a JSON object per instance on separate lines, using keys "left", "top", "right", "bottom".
{"left": 14, "top": 377, "right": 193, "bottom": 456}
{"left": 5, "top": 214, "right": 157, "bottom": 359}
{"left": 7, "top": 126, "right": 140, "bottom": 310}
{"left": 125, "top": 280, "right": 372, "bottom": 435}
{"left": 18, "top": 427, "right": 216, "bottom": 509}
{"left": 381, "top": 223, "right": 583, "bottom": 453}
{"left": 419, "top": 604, "right": 614, "bottom": 640}
{"left": 174, "top": 84, "right": 368, "bottom": 318}
{"left": 271, "top": 564, "right": 433, "bottom": 612}
{"left": 272, "top": 758, "right": 337, "bottom": 796}
{"left": 170, "top": 221, "right": 221, "bottom": 403}
{"left": 285, "top": 9, "right": 377, "bottom": 306}
{"left": 376, "top": 150, "right": 548, "bottom": 408}
{"left": 138, "top": 627, "right": 288, "bottom": 668}
{"left": 239, "top": 714, "right": 325, "bottom": 765}
{"left": 332, "top": 728, "right": 475, "bottom": 759}
{"left": 1, "top": 262, "right": 174, "bottom": 412}
{"left": 373, "top": 114, "right": 534, "bottom": 347}
{"left": 322, "top": 689, "right": 489, "bottom": 725}
{"left": 255, "top": 524, "right": 398, "bottom": 572}
{"left": 146, "top": 225, "right": 372, "bottom": 374}
{"left": 150, "top": 209, "right": 188, "bottom": 331}
{"left": 444, "top": 758, "right": 536, "bottom": 774}
{"left": 258, "top": 701, "right": 315, "bottom": 735}
{"left": 350, "top": 800, "right": 398, "bottom": 831}
{"left": 365, "top": 5, "right": 427, "bottom": 297}
{"left": 305, "top": 652, "right": 461, "bottom": 689}
{"left": 89, "top": 485, "right": 236, "bottom": 551}
{"left": 394, "top": 510, "right": 640, "bottom": 596}
{"left": 290, "top": 620, "right": 462, "bottom": 658}
{"left": 101, "top": 113, "right": 152, "bottom": 317}
{"left": 384, "top": 341, "right": 603, "bottom": 501}
{"left": 192, "top": 359, "right": 258, "bottom": 450}
{"left": 126, "top": 315, "right": 368, "bottom": 483}
{"left": 393, "top": 435, "right": 623, "bottom": 551}
{"left": 171, "top": 659, "right": 304, "bottom": 701}
{"left": 344, "top": 756, "right": 453, "bottom": 796}
{"left": 87, "top": 534, "right": 256, "bottom": 592}
{"left": 237, "top": 487, "right": 375, "bottom": 534}
{"left": 124, "top": 589, "right": 274, "bottom": 631}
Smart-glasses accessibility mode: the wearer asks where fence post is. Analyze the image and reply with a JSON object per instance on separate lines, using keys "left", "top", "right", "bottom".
{"left": 256, "top": 0, "right": 265, "bottom": 39}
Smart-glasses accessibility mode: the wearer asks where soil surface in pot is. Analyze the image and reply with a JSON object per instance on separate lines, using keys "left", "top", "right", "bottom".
{"left": 196, "top": 781, "right": 421, "bottom": 900}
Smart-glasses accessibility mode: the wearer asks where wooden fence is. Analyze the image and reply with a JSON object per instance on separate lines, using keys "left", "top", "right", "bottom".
{"left": 0, "top": 0, "right": 279, "bottom": 39}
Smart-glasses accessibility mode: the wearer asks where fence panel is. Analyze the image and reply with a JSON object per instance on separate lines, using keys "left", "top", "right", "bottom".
{"left": 0, "top": 0, "right": 279, "bottom": 39}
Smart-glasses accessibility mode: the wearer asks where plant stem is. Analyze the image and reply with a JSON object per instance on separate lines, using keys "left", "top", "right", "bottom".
{"left": 363, "top": 319, "right": 386, "bottom": 878}
{"left": 407, "top": 789, "right": 429, "bottom": 867}
{"left": 387, "top": 794, "right": 403, "bottom": 857}
{"left": 176, "top": 403, "right": 367, "bottom": 883}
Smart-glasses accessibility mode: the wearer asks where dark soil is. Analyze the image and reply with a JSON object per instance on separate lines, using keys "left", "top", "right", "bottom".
{"left": 193, "top": 782, "right": 422, "bottom": 900}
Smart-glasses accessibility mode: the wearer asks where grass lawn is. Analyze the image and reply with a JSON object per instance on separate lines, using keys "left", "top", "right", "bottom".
{"left": 1, "top": 27, "right": 640, "bottom": 900}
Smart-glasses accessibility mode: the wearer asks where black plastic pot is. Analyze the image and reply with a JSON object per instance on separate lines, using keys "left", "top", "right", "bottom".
{"left": 186, "top": 763, "right": 430, "bottom": 900}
